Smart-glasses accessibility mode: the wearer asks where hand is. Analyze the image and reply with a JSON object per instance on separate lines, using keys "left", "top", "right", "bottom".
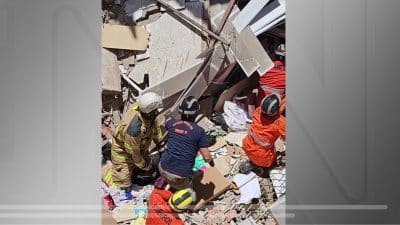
{"left": 149, "top": 151, "right": 161, "bottom": 166}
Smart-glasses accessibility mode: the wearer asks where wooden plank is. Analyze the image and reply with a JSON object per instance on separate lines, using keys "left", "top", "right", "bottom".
{"left": 102, "top": 24, "right": 149, "bottom": 51}
{"left": 232, "top": 0, "right": 271, "bottom": 33}
{"left": 192, "top": 167, "right": 232, "bottom": 211}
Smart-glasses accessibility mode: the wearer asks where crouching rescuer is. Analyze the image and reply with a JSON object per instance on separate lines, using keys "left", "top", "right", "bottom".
{"left": 111, "top": 92, "right": 166, "bottom": 190}
{"left": 159, "top": 96, "right": 214, "bottom": 191}
{"left": 241, "top": 93, "right": 286, "bottom": 176}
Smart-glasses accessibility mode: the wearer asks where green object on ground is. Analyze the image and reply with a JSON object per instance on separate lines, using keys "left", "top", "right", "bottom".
{"left": 192, "top": 156, "right": 206, "bottom": 172}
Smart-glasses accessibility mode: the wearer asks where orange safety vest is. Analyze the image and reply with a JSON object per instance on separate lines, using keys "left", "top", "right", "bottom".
{"left": 242, "top": 108, "right": 286, "bottom": 167}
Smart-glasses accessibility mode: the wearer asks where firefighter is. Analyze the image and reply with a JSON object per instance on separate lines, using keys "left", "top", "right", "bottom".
{"left": 159, "top": 96, "right": 214, "bottom": 191}
{"left": 241, "top": 93, "right": 286, "bottom": 176}
{"left": 111, "top": 92, "right": 166, "bottom": 190}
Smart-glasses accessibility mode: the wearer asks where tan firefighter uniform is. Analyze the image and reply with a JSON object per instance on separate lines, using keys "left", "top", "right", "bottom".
{"left": 111, "top": 103, "right": 166, "bottom": 188}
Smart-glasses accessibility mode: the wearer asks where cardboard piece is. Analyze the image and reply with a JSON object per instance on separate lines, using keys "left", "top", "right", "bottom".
{"left": 102, "top": 24, "right": 149, "bottom": 51}
{"left": 213, "top": 157, "right": 231, "bottom": 176}
{"left": 192, "top": 167, "right": 232, "bottom": 211}
{"left": 111, "top": 200, "right": 136, "bottom": 223}
{"left": 102, "top": 202, "right": 118, "bottom": 225}
{"left": 102, "top": 48, "right": 121, "bottom": 92}
{"left": 209, "top": 136, "right": 227, "bottom": 151}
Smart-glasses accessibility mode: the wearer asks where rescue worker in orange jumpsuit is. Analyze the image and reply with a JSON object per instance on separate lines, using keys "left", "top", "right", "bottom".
{"left": 257, "top": 44, "right": 286, "bottom": 116}
{"left": 110, "top": 92, "right": 166, "bottom": 190}
{"left": 241, "top": 93, "right": 286, "bottom": 176}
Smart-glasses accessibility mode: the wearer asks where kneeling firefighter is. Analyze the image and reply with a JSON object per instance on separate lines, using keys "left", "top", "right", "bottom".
{"left": 110, "top": 92, "right": 167, "bottom": 190}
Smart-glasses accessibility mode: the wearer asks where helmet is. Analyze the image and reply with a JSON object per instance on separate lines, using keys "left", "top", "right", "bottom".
{"left": 275, "top": 43, "right": 285, "bottom": 57}
{"left": 168, "top": 188, "right": 196, "bottom": 212}
{"left": 138, "top": 92, "right": 163, "bottom": 114}
{"left": 179, "top": 96, "right": 200, "bottom": 115}
{"left": 261, "top": 94, "right": 281, "bottom": 119}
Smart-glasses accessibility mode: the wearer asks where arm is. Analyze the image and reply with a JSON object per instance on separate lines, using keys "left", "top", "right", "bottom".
{"left": 153, "top": 118, "right": 168, "bottom": 148}
{"left": 198, "top": 130, "right": 214, "bottom": 166}
{"left": 278, "top": 116, "right": 286, "bottom": 141}
{"left": 199, "top": 147, "right": 213, "bottom": 163}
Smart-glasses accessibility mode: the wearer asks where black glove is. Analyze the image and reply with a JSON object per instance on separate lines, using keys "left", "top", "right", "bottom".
{"left": 209, "top": 160, "right": 215, "bottom": 167}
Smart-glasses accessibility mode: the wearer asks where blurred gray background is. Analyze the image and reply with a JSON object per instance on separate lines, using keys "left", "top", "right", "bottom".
{"left": 287, "top": 0, "right": 400, "bottom": 224}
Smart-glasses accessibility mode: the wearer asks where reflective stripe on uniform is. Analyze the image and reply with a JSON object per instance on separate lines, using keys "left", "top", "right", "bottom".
{"left": 248, "top": 128, "right": 273, "bottom": 148}
{"left": 260, "top": 85, "right": 284, "bottom": 95}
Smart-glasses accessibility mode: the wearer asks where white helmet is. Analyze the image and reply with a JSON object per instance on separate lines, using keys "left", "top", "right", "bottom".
{"left": 138, "top": 92, "right": 163, "bottom": 114}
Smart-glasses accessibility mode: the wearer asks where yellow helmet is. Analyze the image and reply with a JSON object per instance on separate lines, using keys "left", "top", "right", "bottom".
{"left": 168, "top": 188, "right": 196, "bottom": 212}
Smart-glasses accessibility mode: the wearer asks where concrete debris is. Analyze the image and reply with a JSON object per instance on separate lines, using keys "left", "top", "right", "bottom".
{"left": 102, "top": 48, "right": 122, "bottom": 92}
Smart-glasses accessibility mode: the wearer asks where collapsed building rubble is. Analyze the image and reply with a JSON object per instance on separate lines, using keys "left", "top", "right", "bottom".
{"left": 101, "top": 0, "right": 286, "bottom": 224}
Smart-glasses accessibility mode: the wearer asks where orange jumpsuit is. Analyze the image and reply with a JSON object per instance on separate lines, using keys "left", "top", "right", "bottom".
{"left": 257, "top": 60, "right": 286, "bottom": 108}
{"left": 146, "top": 189, "right": 184, "bottom": 225}
{"left": 242, "top": 107, "right": 286, "bottom": 167}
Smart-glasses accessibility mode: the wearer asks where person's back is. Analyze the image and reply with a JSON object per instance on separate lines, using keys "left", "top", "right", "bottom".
{"left": 160, "top": 118, "right": 208, "bottom": 177}
{"left": 158, "top": 96, "right": 213, "bottom": 190}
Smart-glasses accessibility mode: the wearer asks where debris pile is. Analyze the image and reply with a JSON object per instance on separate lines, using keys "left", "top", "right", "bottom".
{"left": 101, "top": 0, "right": 286, "bottom": 224}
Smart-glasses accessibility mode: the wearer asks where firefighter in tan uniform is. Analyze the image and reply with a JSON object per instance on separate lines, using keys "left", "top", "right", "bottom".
{"left": 111, "top": 92, "right": 166, "bottom": 189}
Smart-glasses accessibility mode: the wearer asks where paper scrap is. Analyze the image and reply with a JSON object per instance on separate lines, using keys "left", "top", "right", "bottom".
{"left": 233, "top": 172, "right": 261, "bottom": 204}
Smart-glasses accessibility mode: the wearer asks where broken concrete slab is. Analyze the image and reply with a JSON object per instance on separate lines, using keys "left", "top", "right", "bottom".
{"left": 129, "top": 2, "right": 203, "bottom": 88}
{"left": 102, "top": 24, "right": 149, "bottom": 51}
{"left": 102, "top": 48, "right": 121, "bottom": 92}
{"left": 141, "top": 61, "right": 203, "bottom": 98}
{"left": 238, "top": 26, "right": 274, "bottom": 75}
